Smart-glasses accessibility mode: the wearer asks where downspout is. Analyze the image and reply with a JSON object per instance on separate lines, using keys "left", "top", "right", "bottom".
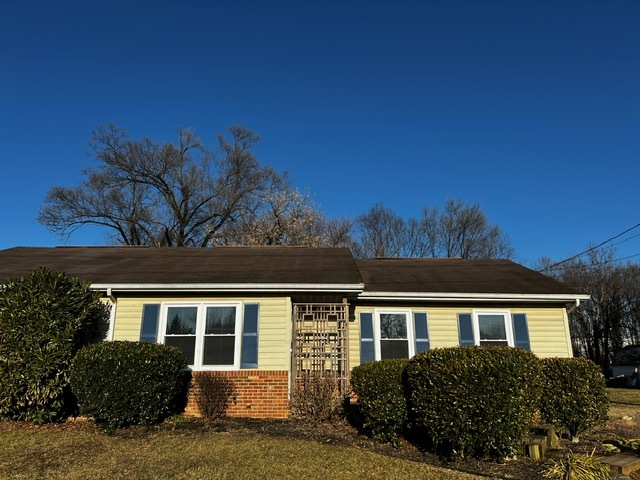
{"left": 567, "top": 298, "right": 581, "bottom": 315}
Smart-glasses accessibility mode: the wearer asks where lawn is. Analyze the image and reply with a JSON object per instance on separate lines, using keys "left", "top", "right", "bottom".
{"left": 0, "top": 420, "right": 483, "bottom": 480}
{"left": 2, "top": 388, "right": 640, "bottom": 480}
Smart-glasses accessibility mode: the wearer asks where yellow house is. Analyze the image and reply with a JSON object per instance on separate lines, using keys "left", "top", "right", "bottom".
{"left": 0, "top": 246, "right": 588, "bottom": 418}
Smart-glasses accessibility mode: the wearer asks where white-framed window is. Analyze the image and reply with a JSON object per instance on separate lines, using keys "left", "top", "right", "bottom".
{"left": 376, "top": 309, "right": 413, "bottom": 360}
{"left": 458, "top": 311, "right": 531, "bottom": 350}
{"left": 472, "top": 310, "right": 514, "bottom": 347}
{"left": 359, "top": 309, "right": 430, "bottom": 363}
{"left": 159, "top": 302, "right": 243, "bottom": 370}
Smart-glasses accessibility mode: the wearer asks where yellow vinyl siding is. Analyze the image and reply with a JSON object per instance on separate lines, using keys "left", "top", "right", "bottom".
{"left": 517, "top": 307, "right": 573, "bottom": 358}
{"left": 350, "top": 305, "right": 572, "bottom": 368}
{"left": 112, "top": 296, "right": 291, "bottom": 370}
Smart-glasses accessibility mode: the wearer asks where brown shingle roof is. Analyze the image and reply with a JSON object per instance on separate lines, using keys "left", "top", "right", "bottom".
{"left": 0, "top": 246, "right": 363, "bottom": 286}
{"left": 356, "top": 257, "right": 585, "bottom": 296}
{"left": 0, "top": 247, "right": 586, "bottom": 299}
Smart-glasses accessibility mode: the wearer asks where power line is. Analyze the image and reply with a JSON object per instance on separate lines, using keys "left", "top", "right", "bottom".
{"left": 537, "top": 222, "right": 640, "bottom": 272}
{"left": 541, "top": 252, "right": 640, "bottom": 272}
{"left": 613, "top": 231, "right": 640, "bottom": 248}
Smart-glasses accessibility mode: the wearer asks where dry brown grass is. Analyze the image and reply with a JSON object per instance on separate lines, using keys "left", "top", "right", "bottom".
{"left": 0, "top": 420, "right": 484, "bottom": 480}
{"left": 3, "top": 388, "right": 640, "bottom": 480}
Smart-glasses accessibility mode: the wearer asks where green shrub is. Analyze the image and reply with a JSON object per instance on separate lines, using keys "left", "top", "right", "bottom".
{"left": 539, "top": 357, "right": 609, "bottom": 442}
{"left": 0, "top": 268, "right": 109, "bottom": 423}
{"left": 405, "top": 346, "right": 542, "bottom": 459}
{"left": 70, "top": 341, "right": 188, "bottom": 428}
{"left": 193, "top": 371, "right": 237, "bottom": 422}
{"left": 350, "top": 359, "right": 409, "bottom": 442}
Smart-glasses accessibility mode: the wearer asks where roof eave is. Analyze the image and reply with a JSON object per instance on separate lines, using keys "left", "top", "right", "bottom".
{"left": 91, "top": 282, "right": 366, "bottom": 294}
{"left": 357, "top": 291, "right": 591, "bottom": 303}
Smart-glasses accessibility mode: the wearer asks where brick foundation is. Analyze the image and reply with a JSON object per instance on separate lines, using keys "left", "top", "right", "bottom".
{"left": 185, "top": 370, "right": 290, "bottom": 419}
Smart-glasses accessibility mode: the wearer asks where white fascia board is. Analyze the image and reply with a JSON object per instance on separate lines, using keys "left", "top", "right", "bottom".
{"left": 357, "top": 291, "right": 591, "bottom": 303}
{"left": 91, "top": 282, "right": 365, "bottom": 293}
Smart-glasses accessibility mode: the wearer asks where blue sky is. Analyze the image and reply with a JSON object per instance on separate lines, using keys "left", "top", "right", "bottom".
{"left": 1, "top": 1, "right": 638, "bottom": 266}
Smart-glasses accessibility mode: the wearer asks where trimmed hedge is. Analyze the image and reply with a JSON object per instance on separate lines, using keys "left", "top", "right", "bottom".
{"left": 350, "top": 359, "right": 409, "bottom": 442}
{"left": 70, "top": 341, "right": 188, "bottom": 428}
{"left": 405, "top": 346, "right": 542, "bottom": 459}
{"left": 0, "top": 268, "right": 108, "bottom": 423}
{"left": 539, "top": 357, "right": 609, "bottom": 442}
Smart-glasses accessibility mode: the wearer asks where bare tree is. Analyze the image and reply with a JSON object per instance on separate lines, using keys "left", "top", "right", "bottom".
{"left": 621, "top": 263, "right": 640, "bottom": 346}
{"left": 432, "top": 198, "right": 515, "bottom": 259}
{"left": 352, "top": 204, "right": 409, "bottom": 258}
{"left": 319, "top": 217, "right": 355, "bottom": 248}
{"left": 39, "top": 124, "right": 282, "bottom": 247}
{"left": 538, "top": 247, "right": 639, "bottom": 371}
{"left": 351, "top": 199, "right": 514, "bottom": 259}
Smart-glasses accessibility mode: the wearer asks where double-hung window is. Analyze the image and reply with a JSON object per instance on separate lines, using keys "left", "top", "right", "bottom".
{"left": 360, "top": 309, "right": 430, "bottom": 363}
{"left": 457, "top": 310, "right": 529, "bottom": 349}
{"left": 475, "top": 311, "right": 511, "bottom": 347}
{"left": 378, "top": 311, "right": 410, "bottom": 360}
{"left": 160, "top": 302, "right": 242, "bottom": 369}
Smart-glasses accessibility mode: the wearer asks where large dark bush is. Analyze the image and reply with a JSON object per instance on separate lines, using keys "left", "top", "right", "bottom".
{"left": 539, "top": 357, "right": 609, "bottom": 442}
{"left": 70, "top": 341, "right": 188, "bottom": 428}
{"left": 350, "top": 359, "right": 409, "bottom": 442}
{"left": 405, "top": 346, "right": 542, "bottom": 459}
{"left": 0, "top": 268, "right": 108, "bottom": 423}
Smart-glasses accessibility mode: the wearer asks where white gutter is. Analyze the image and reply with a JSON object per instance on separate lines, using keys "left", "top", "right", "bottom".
{"left": 91, "top": 282, "right": 366, "bottom": 293}
{"left": 357, "top": 291, "right": 591, "bottom": 303}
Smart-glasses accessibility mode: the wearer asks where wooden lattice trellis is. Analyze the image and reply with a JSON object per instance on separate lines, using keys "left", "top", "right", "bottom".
{"left": 291, "top": 301, "right": 349, "bottom": 393}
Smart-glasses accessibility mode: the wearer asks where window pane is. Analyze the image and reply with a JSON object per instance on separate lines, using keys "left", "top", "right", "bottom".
{"left": 381, "top": 339, "right": 409, "bottom": 360}
{"left": 165, "top": 336, "right": 196, "bottom": 364}
{"left": 380, "top": 314, "right": 407, "bottom": 339}
{"left": 478, "top": 314, "right": 507, "bottom": 341}
{"left": 206, "top": 307, "right": 236, "bottom": 335}
{"left": 203, "top": 336, "right": 235, "bottom": 365}
{"left": 166, "top": 307, "right": 197, "bottom": 335}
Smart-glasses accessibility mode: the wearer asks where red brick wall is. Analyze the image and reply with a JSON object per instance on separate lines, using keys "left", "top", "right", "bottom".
{"left": 185, "top": 370, "right": 290, "bottom": 419}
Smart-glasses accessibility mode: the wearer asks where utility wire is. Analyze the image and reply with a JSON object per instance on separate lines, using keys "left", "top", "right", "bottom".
{"left": 541, "top": 252, "right": 640, "bottom": 272}
{"left": 613, "top": 232, "right": 640, "bottom": 247}
{"left": 537, "top": 222, "right": 640, "bottom": 272}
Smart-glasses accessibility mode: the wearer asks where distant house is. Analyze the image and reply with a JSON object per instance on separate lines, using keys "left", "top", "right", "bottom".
{"left": 611, "top": 345, "right": 640, "bottom": 379}
{"left": 0, "top": 246, "right": 588, "bottom": 418}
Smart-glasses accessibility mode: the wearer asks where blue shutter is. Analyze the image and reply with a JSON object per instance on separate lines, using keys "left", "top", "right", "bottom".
{"left": 241, "top": 303, "right": 260, "bottom": 368}
{"left": 139, "top": 304, "right": 160, "bottom": 342}
{"left": 360, "top": 312, "right": 375, "bottom": 364}
{"left": 512, "top": 313, "right": 531, "bottom": 350}
{"left": 413, "top": 312, "right": 430, "bottom": 353}
{"left": 458, "top": 313, "right": 475, "bottom": 346}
